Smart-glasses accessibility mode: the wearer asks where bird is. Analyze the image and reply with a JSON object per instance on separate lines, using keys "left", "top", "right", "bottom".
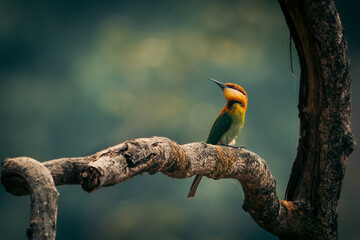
{"left": 187, "top": 78, "right": 248, "bottom": 198}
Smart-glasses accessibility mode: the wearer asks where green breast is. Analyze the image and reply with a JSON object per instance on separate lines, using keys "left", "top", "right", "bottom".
{"left": 206, "top": 106, "right": 245, "bottom": 145}
{"left": 219, "top": 112, "right": 244, "bottom": 145}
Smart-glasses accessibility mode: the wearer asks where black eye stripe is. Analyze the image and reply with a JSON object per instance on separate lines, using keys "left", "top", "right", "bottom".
{"left": 229, "top": 85, "right": 246, "bottom": 96}
{"left": 238, "top": 89, "right": 246, "bottom": 96}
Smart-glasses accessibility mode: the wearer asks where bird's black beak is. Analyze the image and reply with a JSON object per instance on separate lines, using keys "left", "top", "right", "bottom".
{"left": 209, "top": 78, "right": 228, "bottom": 89}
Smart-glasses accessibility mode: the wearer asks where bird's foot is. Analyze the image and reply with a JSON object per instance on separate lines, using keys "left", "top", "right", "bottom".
{"left": 220, "top": 144, "right": 246, "bottom": 150}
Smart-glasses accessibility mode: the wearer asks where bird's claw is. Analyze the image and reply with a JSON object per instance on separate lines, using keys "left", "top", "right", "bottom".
{"left": 220, "top": 144, "right": 246, "bottom": 150}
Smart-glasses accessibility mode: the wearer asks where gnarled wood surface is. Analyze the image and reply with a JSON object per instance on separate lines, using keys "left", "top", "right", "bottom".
{"left": 1, "top": 157, "right": 59, "bottom": 240}
{"left": 0, "top": 1, "right": 356, "bottom": 240}
{"left": 279, "top": 0, "right": 355, "bottom": 239}
{"left": 1, "top": 137, "right": 324, "bottom": 239}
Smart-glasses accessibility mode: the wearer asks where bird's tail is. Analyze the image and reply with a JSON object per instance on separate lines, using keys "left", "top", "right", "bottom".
{"left": 187, "top": 175, "right": 203, "bottom": 198}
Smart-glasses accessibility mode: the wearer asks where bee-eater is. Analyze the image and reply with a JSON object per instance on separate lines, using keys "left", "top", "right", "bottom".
{"left": 187, "top": 78, "right": 248, "bottom": 198}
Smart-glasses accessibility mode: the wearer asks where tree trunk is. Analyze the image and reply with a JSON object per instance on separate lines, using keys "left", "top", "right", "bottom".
{"left": 279, "top": 0, "right": 355, "bottom": 239}
{"left": 0, "top": 1, "right": 356, "bottom": 240}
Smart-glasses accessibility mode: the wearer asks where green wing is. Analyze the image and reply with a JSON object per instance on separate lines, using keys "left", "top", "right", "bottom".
{"left": 206, "top": 111, "right": 232, "bottom": 144}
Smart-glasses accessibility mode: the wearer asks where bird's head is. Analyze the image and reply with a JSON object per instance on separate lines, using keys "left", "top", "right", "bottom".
{"left": 209, "top": 78, "right": 248, "bottom": 111}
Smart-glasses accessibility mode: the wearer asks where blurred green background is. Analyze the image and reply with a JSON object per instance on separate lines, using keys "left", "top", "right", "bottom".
{"left": 0, "top": 0, "right": 358, "bottom": 239}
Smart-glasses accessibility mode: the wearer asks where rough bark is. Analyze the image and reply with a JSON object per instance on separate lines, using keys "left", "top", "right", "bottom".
{"left": 0, "top": 1, "right": 356, "bottom": 240}
{"left": 279, "top": 0, "right": 356, "bottom": 239}
{"left": 1, "top": 157, "right": 59, "bottom": 240}
{"left": 1, "top": 137, "right": 324, "bottom": 238}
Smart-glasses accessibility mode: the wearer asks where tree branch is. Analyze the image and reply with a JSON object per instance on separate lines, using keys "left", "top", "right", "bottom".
{"left": 278, "top": 0, "right": 356, "bottom": 239}
{"left": 0, "top": 1, "right": 356, "bottom": 240}
{"left": 1, "top": 157, "right": 59, "bottom": 240}
{"left": 1, "top": 137, "right": 324, "bottom": 239}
